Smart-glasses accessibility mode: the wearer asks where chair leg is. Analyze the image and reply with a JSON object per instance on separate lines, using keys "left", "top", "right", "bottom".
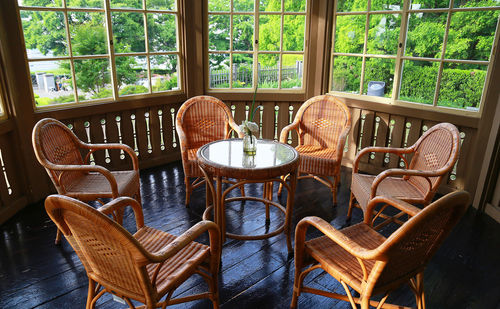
{"left": 413, "top": 272, "right": 426, "bottom": 309}
{"left": 346, "top": 193, "right": 355, "bottom": 221}
{"left": 290, "top": 270, "right": 302, "bottom": 309}
{"left": 331, "top": 175, "right": 340, "bottom": 207}
{"left": 86, "top": 278, "right": 96, "bottom": 309}
{"left": 208, "top": 272, "right": 220, "bottom": 309}
{"left": 184, "top": 176, "right": 191, "bottom": 206}
{"left": 54, "top": 228, "right": 62, "bottom": 245}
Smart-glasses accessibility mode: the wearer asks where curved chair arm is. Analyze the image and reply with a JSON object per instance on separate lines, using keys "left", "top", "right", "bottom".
{"left": 295, "top": 216, "right": 382, "bottom": 261}
{"left": 81, "top": 143, "right": 139, "bottom": 171}
{"left": 42, "top": 163, "right": 119, "bottom": 195}
{"left": 370, "top": 168, "right": 444, "bottom": 200}
{"left": 364, "top": 196, "right": 421, "bottom": 225}
{"left": 228, "top": 119, "right": 244, "bottom": 138}
{"left": 353, "top": 146, "right": 414, "bottom": 172}
{"left": 98, "top": 197, "right": 144, "bottom": 230}
{"left": 335, "top": 126, "right": 351, "bottom": 162}
{"left": 145, "top": 221, "right": 221, "bottom": 267}
{"left": 279, "top": 121, "right": 300, "bottom": 144}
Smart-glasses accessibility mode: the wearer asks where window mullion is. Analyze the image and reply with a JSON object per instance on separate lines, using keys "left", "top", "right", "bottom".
{"left": 62, "top": 0, "right": 80, "bottom": 103}
{"left": 360, "top": 2, "right": 371, "bottom": 95}
{"left": 104, "top": 0, "right": 118, "bottom": 101}
{"left": 253, "top": 0, "right": 259, "bottom": 89}
{"left": 393, "top": 0, "right": 411, "bottom": 102}
{"left": 433, "top": 0, "right": 454, "bottom": 107}
{"left": 143, "top": 0, "right": 152, "bottom": 94}
{"left": 279, "top": 1, "right": 284, "bottom": 89}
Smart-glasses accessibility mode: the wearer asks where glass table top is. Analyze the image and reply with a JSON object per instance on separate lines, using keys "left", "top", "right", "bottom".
{"left": 198, "top": 139, "right": 298, "bottom": 170}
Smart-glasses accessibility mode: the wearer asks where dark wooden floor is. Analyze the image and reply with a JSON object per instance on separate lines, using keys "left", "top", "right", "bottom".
{"left": 1, "top": 161, "right": 499, "bottom": 309}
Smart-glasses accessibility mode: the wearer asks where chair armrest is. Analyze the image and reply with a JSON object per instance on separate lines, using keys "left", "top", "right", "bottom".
{"left": 146, "top": 221, "right": 221, "bottom": 265}
{"left": 371, "top": 168, "right": 438, "bottom": 199}
{"left": 279, "top": 121, "right": 299, "bottom": 144}
{"left": 98, "top": 197, "right": 144, "bottom": 230}
{"left": 353, "top": 146, "right": 413, "bottom": 172}
{"left": 364, "top": 196, "right": 421, "bottom": 225}
{"left": 228, "top": 119, "right": 244, "bottom": 138}
{"left": 44, "top": 163, "right": 119, "bottom": 195}
{"left": 295, "top": 216, "right": 381, "bottom": 261}
{"left": 82, "top": 143, "right": 139, "bottom": 171}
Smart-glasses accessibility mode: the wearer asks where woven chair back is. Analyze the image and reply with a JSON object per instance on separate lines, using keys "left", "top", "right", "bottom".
{"left": 374, "top": 191, "right": 469, "bottom": 288}
{"left": 177, "top": 96, "right": 233, "bottom": 150}
{"left": 407, "top": 123, "right": 460, "bottom": 194}
{"left": 33, "top": 119, "right": 85, "bottom": 190}
{"left": 45, "top": 196, "right": 149, "bottom": 298}
{"left": 297, "top": 95, "right": 350, "bottom": 148}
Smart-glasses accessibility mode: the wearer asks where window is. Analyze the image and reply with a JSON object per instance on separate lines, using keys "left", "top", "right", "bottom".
{"left": 330, "top": 0, "right": 500, "bottom": 112}
{"left": 17, "top": 0, "right": 182, "bottom": 108}
{"left": 208, "top": 0, "right": 308, "bottom": 90}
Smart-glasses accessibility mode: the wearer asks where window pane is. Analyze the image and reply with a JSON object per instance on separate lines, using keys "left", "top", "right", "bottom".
{"left": 233, "top": 54, "right": 253, "bottom": 88}
{"left": 399, "top": 60, "right": 438, "bottom": 105}
{"left": 110, "top": 0, "right": 141, "bottom": 9}
{"left": 259, "top": 14, "right": 281, "bottom": 51}
{"left": 410, "top": 0, "right": 450, "bottom": 9}
{"left": 67, "top": 0, "right": 103, "bottom": 8}
{"left": 454, "top": 0, "right": 500, "bottom": 8}
{"left": 405, "top": 12, "right": 446, "bottom": 58}
{"left": 18, "top": 0, "right": 62, "bottom": 7}
{"left": 74, "top": 58, "right": 112, "bottom": 100}
{"left": 116, "top": 56, "right": 148, "bottom": 96}
{"left": 147, "top": 0, "right": 176, "bottom": 10}
{"left": 284, "top": 0, "right": 306, "bottom": 12}
{"left": 209, "top": 53, "right": 230, "bottom": 88}
{"left": 209, "top": 15, "right": 230, "bottom": 51}
{"left": 337, "top": 0, "right": 367, "bottom": 12}
{"left": 233, "top": 15, "right": 254, "bottom": 51}
{"left": 112, "top": 12, "right": 145, "bottom": 53}
{"left": 371, "top": 0, "right": 403, "bottom": 11}
{"left": 283, "top": 15, "right": 305, "bottom": 51}
{"left": 30, "top": 60, "right": 77, "bottom": 106}
{"left": 367, "top": 14, "right": 401, "bottom": 55}
{"left": 234, "top": 0, "right": 254, "bottom": 12}
{"left": 331, "top": 56, "right": 362, "bottom": 93}
{"left": 21, "top": 11, "right": 68, "bottom": 58}
{"left": 446, "top": 10, "right": 499, "bottom": 61}
{"left": 148, "top": 13, "right": 177, "bottom": 52}
{"left": 437, "top": 63, "right": 487, "bottom": 110}
{"left": 260, "top": 0, "right": 281, "bottom": 12}
{"left": 281, "top": 54, "right": 303, "bottom": 89}
{"left": 258, "top": 54, "right": 279, "bottom": 88}
{"left": 363, "top": 57, "right": 395, "bottom": 97}
{"left": 69, "top": 12, "right": 108, "bottom": 56}
{"left": 209, "top": 0, "right": 229, "bottom": 11}
{"left": 151, "top": 55, "right": 179, "bottom": 92}
{"left": 334, "top": 15, "right": 365, "bottom": 54}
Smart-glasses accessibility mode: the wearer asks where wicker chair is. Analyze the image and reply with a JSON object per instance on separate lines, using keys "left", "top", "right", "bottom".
{"left": 45, "top": 195, "right": 221, "bottom": 309}
{"left": 279, "top": 95, "right": 351, "bottom": 206}
{"left": 176, "top": 95, "right": 243, "bottom": 205}
{"left": 348, "top": 122, "right": 460, "bottom": 229}
{"left": 32, "top": 118, "right": 141, "bottom": 244}
{"left": 291, "top": 190, "right": 470, "bottom": 309}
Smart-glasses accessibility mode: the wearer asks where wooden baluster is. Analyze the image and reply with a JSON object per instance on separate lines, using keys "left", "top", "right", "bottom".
{"left": 89, "top": 115, "right": 106, "bottom": 165}
{"left": 149, "top": 106, "right": 162, "bottom": 157}
{"left": 135, "top": 109, "right": 149, "bottom": 159}
{"left": 387, "top": 115, "right": 405, "bottom": 168}
{"left": 106, "top": 113, "right": 121, "bottom": 168}
{"left": 359, "top": 110, "right": 374, "bottom": 164}
{"left": 261, "top": 102, "right": 275, "bottom": 140}
{"left": 372, "top": 113, "right": 390, "bottom": 167}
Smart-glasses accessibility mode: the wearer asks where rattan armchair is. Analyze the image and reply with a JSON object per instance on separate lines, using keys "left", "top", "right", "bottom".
{"left": 45, "top": 195, "right": 221, "bottom": 309}
{"left": 291, "top": 190, "right": 470, "bottom": 309}
{"left": 176, "top": 95, "right": 243, "bottom": 205}
{"left": 348, "top": 122, "right": 460, "bottom": 229}
{"left": 32, "top": 118, "right": 141, "bottom": 244}
{"left": 279, "top": 95, "right": 351, "bottom": 206}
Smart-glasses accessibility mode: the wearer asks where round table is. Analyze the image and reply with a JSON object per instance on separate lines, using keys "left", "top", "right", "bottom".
{"left": 197, "top": 138, "right": 299, "bottom": 252}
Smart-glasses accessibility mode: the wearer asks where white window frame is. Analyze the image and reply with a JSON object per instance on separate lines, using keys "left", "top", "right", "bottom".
{"left": 207, "top": 0, "right": 309, "bottom": 92}
{"left": 16, "top": 0, "right": 184, "bottom": 109}
{"left": 329, "top": 0, "right": 500, "bottom": 116}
